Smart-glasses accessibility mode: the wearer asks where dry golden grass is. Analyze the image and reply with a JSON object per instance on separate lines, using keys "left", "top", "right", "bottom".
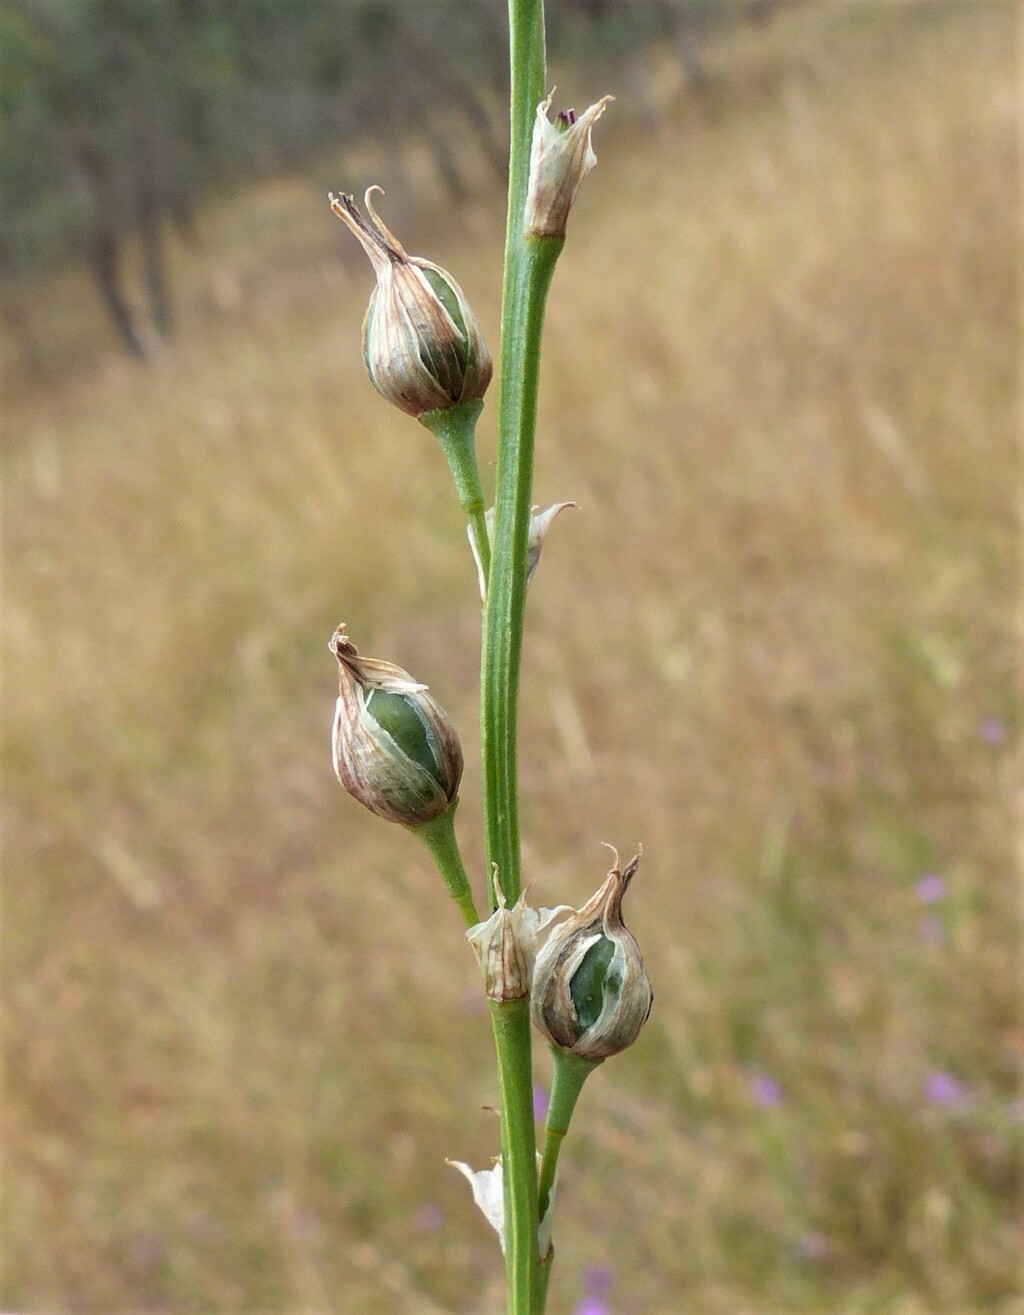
{"left": 2, "top": 4, "right": 1020, "bottom": 1313}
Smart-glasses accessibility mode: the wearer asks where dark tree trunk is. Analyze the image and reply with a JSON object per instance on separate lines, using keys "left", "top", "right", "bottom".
{"left": 119, "top": 26, "right": 174, "bottom": 343}
{"left": 0, "top": 239, "right": 47, "bottom": 377}
{"left": 134, "top": 132, "right": 173, "bottom": 340}
{"left": 90, "top": 232, "right": 146, "bottom": 358}
{"left": 15, "top": 2, "right": 149, "bottom": 359}
{"left": 139, "top": 213, "right": 171, "bottom": 339}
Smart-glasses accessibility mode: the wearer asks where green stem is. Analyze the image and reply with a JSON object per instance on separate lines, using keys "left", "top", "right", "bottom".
{"left": 483, "top": 0, "right": 559, "bottom": 913}
{"left": 420, "top": 399, "right": 491, "bottom": 583}
{"left": 538, "top": 1049, "right": 598, "bottom": 1223}
{"left": 484, "top": 205, "right": 563, "bottom": 1315}
{"left": 489, "top": 998, "right": 540, "bottom": 1310}
{"left": 476, "top": 3, "right": 558, "bottom": 1311}
{"left": 408, "top": 804, "right": 480, "bottom": 929}
{"left": 481, "top": 238, "right": 561, "bottom": 911}
{"left": 537, "top": 1050, "right": 599, "bottom": 1311}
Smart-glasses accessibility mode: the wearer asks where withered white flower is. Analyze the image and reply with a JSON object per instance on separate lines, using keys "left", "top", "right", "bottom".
{"left": 524, "top": 92, "right": 613, "bottom": 239}
{"left": 466, "top": 879, "right": 572, "bottom": 1001}
{"left": 447, "top": 1154, "right": 556, "bottom": 1257}
{"left": 446, "top": 1159, "right": 506, "bottom": 1251}
{"left": 468, "top": 501, "right": 578, "bottom": 603}
{"left": 329, "top": 187, "right": 492, "bottom": 417}
{"left": 329, "top": 624, "right": 462, "bottom": 826}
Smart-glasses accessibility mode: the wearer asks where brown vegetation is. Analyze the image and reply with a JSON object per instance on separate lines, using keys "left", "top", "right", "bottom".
{"left": 2, "top": 4, "right": 1019, "bottom": 1312}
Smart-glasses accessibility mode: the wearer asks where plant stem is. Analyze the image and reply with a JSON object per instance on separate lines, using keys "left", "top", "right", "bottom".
{"left": 481, "top": 237, "right": 560, "bottom": 911}
{"left": 477, "top": 2, "right": 559, "bottom": 1310}
{"left": 420, "top": 399, "right": 491, "bottom": 583}
{"left": 536, "top": 1050, "right": 599, "bottom": 1310}
{"left": 538, "top": 1049, "right": 598, "bottom": 1223}
{"left": 489, "top": 998, "right": 540, "bottom": 1308}
{"left": 408, "top": 804, "right": 480, "bottom": 929}
{"left": 483, "top": 0, "right": 556, "bottom": 912}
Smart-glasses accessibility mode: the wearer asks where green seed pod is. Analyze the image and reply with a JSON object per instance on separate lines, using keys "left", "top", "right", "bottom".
{"left": 330, "top": 624, "right": 462, "bottom": 826}
{"left": 531, "top": 848, "right": 653, "bottom": 1062}
{"left": 329, "top": 187, "right": 492, "bottom": 418}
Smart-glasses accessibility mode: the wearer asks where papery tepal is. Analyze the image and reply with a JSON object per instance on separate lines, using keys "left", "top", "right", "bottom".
{"left": 524, "top": 92, "right": 613, "bottom": 239}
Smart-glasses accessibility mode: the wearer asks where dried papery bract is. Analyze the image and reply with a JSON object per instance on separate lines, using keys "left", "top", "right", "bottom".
{"left": 329, "top": 187, "right": 492, "bottom": 417}
{"left": 446, "top": 1159, "right": 507, "bottom": 1252}
{"left": 531, "top": 848, "right": 653, "bottom": 1062}
{"left": 446, "top": 1154, "right": 559, "bottom": 1259}
{"left": 330, "top": 624, "right": 463, "bottom": 826}
{"left": 469, "top": 501, "right": 578, "bottom": 603}
{"left": 524, "top": 93, "right": 614, "bottom": 239}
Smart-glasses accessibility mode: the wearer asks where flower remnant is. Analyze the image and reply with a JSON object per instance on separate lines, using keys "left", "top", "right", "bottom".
{"left": 524, "top": 92, "right": 613, "bottom": 239}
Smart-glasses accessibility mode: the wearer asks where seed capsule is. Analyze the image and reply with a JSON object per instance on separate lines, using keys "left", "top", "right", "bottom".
{"left": 531, "top": 848, "right": 653, "bottom": 1062}
{"left": 330, "top": 624, "right": 462, "bottom": 826}
{"left": 329, "top": 187, "right": 492, "bottom": 417}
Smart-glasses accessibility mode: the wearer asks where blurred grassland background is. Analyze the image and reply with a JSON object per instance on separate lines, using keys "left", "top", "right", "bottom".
{"left": 2, "top": 1, "right": 1021, "bottom": 1313}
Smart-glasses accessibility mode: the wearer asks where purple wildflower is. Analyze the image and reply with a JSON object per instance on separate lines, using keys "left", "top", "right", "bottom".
{"left": 924, "top": 1071, "right": 969, "bottom": 1107}
{"left": 533, "top": 1083, "right": 549, "bottom": 1122}
{"left": 287, "top": 1209, "right": 322, "bottom": 1242}
{"left": 573, "top": 1262, "right": 614, "bottom": 1312}
{"left": 412, "top": 1202, "right": 443, "bottom": 1234}
{"left": 583, "top": 1264, "right": 614, "bottom": 1296}
{"left": 749, "top": 1073, "right": 783, "bottom": 1107}
{"left": 915, "top": 874, "right": 946, "bottom": 904}
{"left": 130, "top": 1233, "right": 164, "bottom": 1269}
{"left": 978, "top": 716, "right": 1008, "bottom": 746}
{"left": 794, "top": 1230, "right": 829, "bottom": 1261}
